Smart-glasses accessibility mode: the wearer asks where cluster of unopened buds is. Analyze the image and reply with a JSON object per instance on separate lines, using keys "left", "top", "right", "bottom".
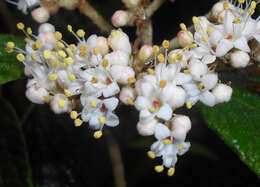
{"left": 5, "top": 0, "right": 260, "bottom": 176}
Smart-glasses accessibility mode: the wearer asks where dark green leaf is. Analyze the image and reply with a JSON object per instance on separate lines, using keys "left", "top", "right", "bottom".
{"left": 200, "top": 87, "right": 260, "bottom": 175}
{"left": 0, "top": 34, "right": 25, "bottom": 84}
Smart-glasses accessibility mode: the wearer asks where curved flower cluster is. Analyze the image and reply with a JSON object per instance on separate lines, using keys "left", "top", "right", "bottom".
{"left": 5, "top": 0, "right": 260, "bottom": 177}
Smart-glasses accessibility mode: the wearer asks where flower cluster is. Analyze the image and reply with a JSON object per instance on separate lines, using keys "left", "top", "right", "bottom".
{"left": 5, "top": 0, "right": 260, "bottom": 177}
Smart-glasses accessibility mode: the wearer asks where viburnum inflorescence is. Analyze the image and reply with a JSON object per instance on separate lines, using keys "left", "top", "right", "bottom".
{"left": 5, "top": 0, "right": 260, "bottom": 177}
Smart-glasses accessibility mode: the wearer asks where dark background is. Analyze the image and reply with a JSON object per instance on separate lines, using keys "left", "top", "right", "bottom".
{"left": 0, "top": 0, "right": 260, "bottom": 186}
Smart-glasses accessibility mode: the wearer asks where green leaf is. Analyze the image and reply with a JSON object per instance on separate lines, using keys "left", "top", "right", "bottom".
{"left": 200, "top": 87, "right": 260, "bottom": 175}
{"left": 0, "top": 98, "right": 33, "bottom": 187}
{"left": 0, "top": 34, "right": 25, "bottom": 84}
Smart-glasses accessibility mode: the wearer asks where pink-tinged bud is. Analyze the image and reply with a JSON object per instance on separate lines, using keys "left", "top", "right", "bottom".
{"left": 119, "top": 86, "right": 136, "bottom": 105}
{"left": 25, "top": 84, "right": 48, "bottom": 104}
{"left": 110, "top": 65, "right": 135, "bottom": 84}
{"left": 96, "top": 37, "right": 109, "bottom": 56}
{"left": 58, "top": 0, "right": 80, "bottom": 10}
{"left": 38, "top": 32, "right": 56, "bottom": 45}
{"left": 38, "top": 23, "right": 55, "bottom": 34}
{"left": 137, "top": 119, "right": 157, "bottom": 136}
{"left": 31, "top": 7, "right": 50, "bottom": 23}
{"left": 138, "top": 45, "right": 153, "bottom": 62}
{"left": 50, "top": 94, "right": 72, "bottom": 114}
{"left": 171, "top": 115, "right": 191, "bottom": 132}
{"left": 211, "top": 2, "right": 224, "bottom": 22}
{"left": 24, "top": 66, "right": 32, "bottom": 77}
{"left": 230, "top": 50, "right": 250, "bottom": 68}
{"left": 108, "top": 29, "right": 132, "bottom": 54}
{"left": 104, "top": 50, "right": 130, "bottom": 66}
{"left": 177, "top": 30, "right": 193, "bottom": 48}
{"left": 112, "top": 10, "right": 130, "bottom": 27}
{"left": 212, "top": 84, "right": 232, "bottom": 104}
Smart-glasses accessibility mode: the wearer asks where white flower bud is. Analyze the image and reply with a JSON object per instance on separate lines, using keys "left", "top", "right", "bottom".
{"left": 177, "top": 30, "right": 193, "bottom": 48}
{"left": 138, "top": 45, "right": 153, "bottom": 62}
{"left": 104, "top": 50, "right": 130, "bottom": 66}
{"left": 119, "top": 86, "right": 136, "bottom": 105}
{"left": 96, "top": 37, "right": 109, "bottom": 56}
{"left": 50, "top": 94, "right": 71, "bottom": 114}
{"left": 31, "top": 7, "right": 50, "bottom": 23}
{"left": 112, "top": 10, "right": 130, "bottom": 27}
{"left": 172, "top": 115, "right": 191, "bottom": 132}
{"left": 110, "top": 65, "right": 135, "bottom": 84}
{"left": 230, "top": 50, "right": 250, "bottom": 68}
{"left": 211, "top": 2, "right": 224, "bottom": 21}
{"left": 137, "top": 119, "right": 157, "bottom": 136}
{"left": 108, "top": 29, "right": 132, "bottom": 54}
{"left": 167, "top": 85, "right": 186, "bottom": 109}
{"left": 171, "top": 126, "right": 187, "bottom": 142}
{"left": 189, "top": 61, "right": 208, "bottom": 80}
{"left": 25, "top": 84, "right": 48, "bottom": 104}
{"left": 212, "top": 84, "right": 232, "bottom": 104}
{"left": 135, "top": 75, "right": 156, "bottom": 97}
{"left": 38, "top": 32, "right": 56, "bottom": 45}
{"left": 38, "top": 23, "right": 55, "bottom": 34}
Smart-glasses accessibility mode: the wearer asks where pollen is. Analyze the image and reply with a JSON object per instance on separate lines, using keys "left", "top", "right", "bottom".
{"left": 17, "top": 22, "right": 25, "bottom": 30}
{"left": 98, "top": 116, "right": 106, "bottom": 124}
{"left": 79, "top": 45, "right": 88, "bottom": 51}
{"left": 154, "top": 165, "right": 164, "bottom": 173}
{"left": 50, "top": 59, "right": 59, "bottom": 68}
{"left": 91, "top": 77, "right": 99, "bottom": 83}
{"left": 206, "top": 28, "right": 212, "bottom": 35}
{"left": 35, "top": 40, "right": 43, "bottom": 49}
{"left": 126, "top": 98, "right": 134, "bottom": 105}
{"left": 76, "top": 29, "right": 85, "bottom": 38}
{"left": 163, "top": 139, "right": 171, "bottom": 145}
{"left": 93, "top": 130, "right": 103, "bottom": 139}
{"left": 16, "top": 53, "right": 25, "bottom": 62}
{"left": 177, "top": 54, "right": 183, "bottom": 61}
{"left": 159, "top": 80, "right": 167, "bottom": 88}
{"left": 31, "top": 54, "right": 37, "bottom": 60}
{"left": 26, "top": 27, "right": 32, "bottom": 35}
{"left": 147, "top": 68, "right": 155, "bottom": 75}
{"left": 43, "top": 50, "right": 51, "bottom": 59}
{"left": 128, "top": 77, "right": 136, "bottom": 84}
{"left": 70, "top": 111, "right": 78, "bottom": 119}
{"left": 57, "top": 50, "right": 67, "bottom": 58}
{"left": 68, "top": 74, "right": 76, "bottom": 81}
{"left": 55, "top": 31, "right": 62, "bottom": 40}
{"left": 102, "top": 59, "right": 109, "bottom": 67}
{"left": 90, "top": 100, "right": 97, "bottom": 108}
{"left": 178, "top": 143, "right": 185, "bottom": 151}
{"left": 167, "top": 167, "right": 175, "bottom": 176}
{"left": 48, "top": 73, "right": 58, "bottom": 81}
{"left": 147, "top": 151, "right": 155, "bottom": 159}
{"left": 24, "top": 37, "right": 30, "bottom": 43}
{"left": 111, "top": 30, "right": 123, "bottom": 38}
{"left": 7, "top": 42, "right": 15, "bottom": 49}
{"left": 64, "top": 89, "right": 72, "bottom": 97}
{"left": 79, "top": 51, "right": 87, "bottom": 58}
{"left": 223, "top": 1, "right": 229, "bottom": 9}
{"left": 152, "top": 45, "right": 160, "bottom": 54}
{"left": 157, "top": 53, "right": 165, "bottom": 63}
{"left": 69, "top": 44, "right": 77, "bottom": 51}
{"left": 190, "top": 43, "right": 198, "bottom": 49}
{"left": 58, "top": 99, "right": 66, "bottom": 108}
{"left": 74, "top": 118, "right": 83, "bottom": 127}
{"left": 233, "top": 18, "right": 241, "bottom": 24}
{"left": 67, "top": 24, "right": 73, "bottom": 32}
{"left": 93, "top": 47, "right": 99, "bottom": 55}
{"left": 56, "top": 41, "right": 65, "bottom": 48}
{"left": 184, "top": 69, "right": 190, "bottom": 74}
{"left": 64, "top": 57, "right": 74, "bottom": 65}
{"left": 180, "top": 23, "right": 187, "bottom": 31}
{"left": 192, "top": 16, "right": 200, "bottom": 24}
{"left": 186, "top": 101, "right": 192, "bottom": 109}
{"left": 201, "top": 36, "right": 208, "bottom": 43}
{"left": 162, "top": 40, "right": 170, "bottom": 49}
{"left": 168, "top": 53, "right": 177, "bottom": 63}
{"left": 198, "top": 82, "right": 204, "bottom": 89}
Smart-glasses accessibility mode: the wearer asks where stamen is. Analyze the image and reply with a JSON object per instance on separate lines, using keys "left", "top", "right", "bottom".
{"left": 167, "top": 167, "right": 175, "bottom": 176}
{"left": 16, "top": 53, "right": 25, "bottom": 62}
{"left": 17, "top": 22, "right": 25, "bottom": 30}
{"left": 68, "top": 74, "right": 76, "bottom": 81}
{"left": 76, "top": 29, "right": 85, "bottom": 38}
{"left": 147, "top": 68, "right": 155, "bottom": 75}
{"left": 180, "top": 23, "right": 187, "bottom": 31}
{"left": 128, "top": 77, "right": 136, "bottom": 84}
{"left": 126, "top": 98, "right": 134, "bottom": 105}
{"left": 159, "top": 80, "right": 167, "bottom": 88}
{"left": 48, "top": 73, "right": 58, "bottom": 81}
{"left": 58, "top": 99, "right": 66, "bottom": 108}
{"left": 98, "top": 116, "right": 106, "bottom": 124}
{"left": 186, "top": 101, "right": 192, "bottom": 109}
{"left": 154, "top": 165, "right": 164, "bottom": 173}
{"left": 55, "top": 31, "right": 62, "bottom": 40}
{"left": 102, "top": 59, "right": 109, "bottom": 67}
{"left": 74, "top": 118, "right": 83, "bottom": 127}
{"left": 162, "top": 40, "right": 169, "bottom": 49}
{"left": 43, "top": 50, "right": 51, "bottom": 59}
{"left": 152, "top": 45, "right": 159, "bottom": 54}
{"left": 90, "top": 100, "right": 97, "bottom": 108}
{"left": 70, "top": 111, "right": 78, "bottom": 119}
{"left": 91, "top": 77, "right": 99, "bottom": 83}
{"left": 157, "top": 53, "right": 165, "bottom": 63}
{"left": 93, "top": 130, "right": 103, "bottom": 139}
{"left": 147, "top": 151, "right": 155, "bottom": 159}
{"left": 64, "top": 89, "right": 72, "bottom": 97}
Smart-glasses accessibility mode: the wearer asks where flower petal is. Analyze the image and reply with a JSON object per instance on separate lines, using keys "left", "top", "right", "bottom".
{"left": 154, "top": 123, "right": 170, "bottom": 140}
{"left": 216, "top": 39, "right": 233, "bottom": 57}
{"left": 156, "top": 104, "right": 172, "bottom": 121}
{"left": 106, "top": 112, "right": 119, "bottom": 127}
{"left": 234, "top": 37, "right": 250, "bottom": 53}
{"left": 103, "top": 97, "right": 119, "bottom": 111}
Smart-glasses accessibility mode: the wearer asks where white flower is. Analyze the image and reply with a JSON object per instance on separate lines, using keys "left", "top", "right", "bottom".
{"left": 212, "top": 83, "right": 232, "bottom": 104}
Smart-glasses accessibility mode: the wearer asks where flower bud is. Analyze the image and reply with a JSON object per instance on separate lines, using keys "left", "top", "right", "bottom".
{"left": 108, "top": 29, "right": 132, "bottom": 54}
{"left": 38, "top": 23, "right": 55, "bottom": 34}
{"left": 24, "top": 66, "right": 32, "bottom": 77}
{"left": 212, "top": 84, "right": 232, "bottom": 104}
{"left": 96, "top": 37, "right": 109, "bottom": 56}
{"left": 119, "top": 86, "right": 136, "bottom": 105}
{"left": 172, "top": 115, "right": 191, "bottom": 132}
{"left": 31, "top": 7, "right": 50, "bottom": 23}
{"left": 230, "top": 50, "right": 250, "bottom": 68}
{"left": 177, "top": 30, "right": 193, "bottom": 48}
{"left": 171, "top": 126, "right": 187, "bottom": 142}
{"left": 50, "top": 94, "right": 72, "bottom": 114}
{"left": 104, "top": 50, "right": 130, "bottom": 66}
{"left": 112, "top": 10, "right": 130, "bottom": 27}
{"left": 138, "top": 45, "right": 153, "bottom": 62}
{"left": 137, "top": 119, "right": 157, "bottom": 136}
{"left": 135, "top": 75, "right": 156, "bottom": 97}
{"left": 189, "top": 61, "right": 208, "bottom": 80}
{"left": 110, "top": 65, "right": 135, "bottom": 84}
{"left": 25, "top": 84, "right": 49, "bottom": 104}
{"left": 166, "top": 85, "right": 186, "bottom": 109}
{"left": 211, "top": 2, "right": 224, "bottom": 22}
{"left": 38, "top": 32, "right": 56, "bottom": 46}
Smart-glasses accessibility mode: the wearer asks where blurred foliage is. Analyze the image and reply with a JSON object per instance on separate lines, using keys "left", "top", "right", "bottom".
{"left": 200, "top": 87, "right": 260, "bottom": 176}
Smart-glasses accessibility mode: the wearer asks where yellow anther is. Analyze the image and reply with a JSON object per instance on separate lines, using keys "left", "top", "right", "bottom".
{"left": 162, "top": 40, "right": 170, "bottom": 49}
{"left": 7, "top": 42, "right": 15, "bottom": 49}
{"left": 167, "top": 167, "right": 175, "bottom": 176}
{"left": 57, "top": 50, "right": 67, "bottom": 58}
{"left": 79, "top": 45, "right": 88, "bottom": 51}
{"left": 90, "top": 100, "right": 97, "bottom": 108}
{"left": 251, "top": 1, "right": 256, "bottom": 8}
{"left": 76, "top": 29, "right": 85, "bottom": 38}
{"left": 56, "top": 41, "right": 65, "bottom": 48}
{"left": 64, "top": 57, "right": 74, "bottom": 65}
{"left": 128, "top": 77, "right": 136, "bottom": 84}
{"left": 26, "top": 27, "right": 32, "bottom": 35}
{"left": 43, "top": 50, "right": 51, "bottom": 59}
{"left": 50, "top": 59, "right": 59, "bottom": 68}
{"left": 152, "top": 45, "right": 160, "bottom": 54}
{"left": 183, "top": 46, "right": 189, "bottom": 51}
{"left": 238, "top": 0, "right": 245, "bottom": 3}
{"left": 48, "top": 73, "right": 58, "bottom": 81}
{"left": 70, "top": 111, "right": 78, "bottom": 119}
{"left": 159, "top": 80, "right": 167, "bottom": 88}
{"left": 16, "top": 53, "right": 25, "bottom": 62}
{"left": 184, "top": 69, "right": 190, "bottom": 74}
{"left": 58, "top": 99, "right": 66, "bottom": 108}
{"left": 91, "top": 77, "right": 99, "bottom": 83}
{"left": 55, "top": 31, "right": 62, "bottom": 40}
{"left": 206, "top": 28, "right": 212, "bottom": 35}
{"left": 93, "top": 130, "right": 103, "bottom": 139}
{"left": 192, "top": 16, "right": 200, "bottom": 24}
{"left": 5, "top": 47, "right": 13, "bottom": 53}
{"left": 74, "top": 118, "right": 83, "bottom": 127}
{"left": 198, "top": 82, "right": 204, "bottom": 89}
{"left": 102, "top": 59, "right": 109, "bottom": 67}
{"left": 168, "top": 53, "right": 177, "bottom": 63}
{"left": 79, "top": 51, "right": 87, "bottom": 58}
{"left": 98, "top": 116, "right": 106, "bottom": 124}
{"left": 249, "top": 7, "right": 255, "bottom": 15}
{"left": 157, "top": 53, "right": 165, "bottom": 63}
{"left": 148, "top": 108, "right": 156, "bottom": 113}
{"left": 163, "top": 139, "right": 171, "bottom": 145}
{"left": 154, "top": 165, "right": 164, "bottom": 173}
{"left": 69, "top": 44, "right": 77, "bottom": 51}
{"left": 180, "top": 23, "right": 187, "bottom": 31}
{"left": 68, "top": 74, "right": 76, "bottom": 81}
{"left": 17, "top": 22, "right": 25, "bottom": 30}
{"left": 35, "top": 40, "right": 42, "bottom": 49}
{"left": 201, "top": 36, "right": 208, "bottom": 43}
{"left": 186, "top": 101, "right": 192, "bottom": 109}
{"left": 190, "top": 43, "right": 198, "bottom": 49}
{"left": 147, "top": 151, "right": 156, "bottom": 159}
{"left": 111, "top": 30, "right": 123, "bottom": 38}
{"left": 147, "top": 68, "right": 155, "bottom": 75}
{"left": 126, "top": 98, "right": 134, "bottom": 105}
{"left": 67, "top": 24, "right": 73, "bottom": 32}
{"left": 93, "top": 47, "right": 99, "bottom": 55}
{"left": 223, "top": 1, "right": 229, "bottom": 9}
{"left": 64, "top": 89, "right": 72, "bottom": 97}
{"left": 24, "top": 37, "right": 30, "bottom": 43}
{"left": 177, "top": 54, "right": 183, "bottom": 61}
{"left": 233, "top": 18, "right": 241, "bottom": 24}
{"left": 31, "top": 54, "right": 36, "bottom": 60}
{"left": 178, "top": 143, "right": 185, "bottom": 151}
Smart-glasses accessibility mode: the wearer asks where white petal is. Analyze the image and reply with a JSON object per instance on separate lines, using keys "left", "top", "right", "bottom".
{"left": 89, "top": 116, "right": 101, "bottom": 130}
{"left": 103, "top": 82, "right": 120, "bottom": 97}
{"left": 253, "top": 34, "right": 260, "bottom": 44}
{"left": 178, "top": 142, "right": 191, "bottom": 155}
{"left": 233, "top": 37, "right": 250, "bottom": 52}
{"left": 134, "top": 96, "right": 151, "bottom": 111}
{"left": 199, "top": 91, "right": 216, "bottom": 107}
{"left": 201, "top": 73, "right": 218, "bottom": 90}
{"left": 103, "top": 97, "right": 119, "bottom": 111}
{"left": 175, "top": 73, "right": 192, "bottom": 85}
{"left": 106, "top": 112, "right": 119, "bottom": 127}
{"left": 216, "top": 39, "right": 233, "bottom": 57}
{"left": 156, "top": 104, "right": 172, "bottom": 121}
{"left": 154, "top": 123, "right": 170, "bottom": 140}
{"left": 224, "top": 11, "right": 234, "bottom": 35}
{"left": 202, "top": 54, "right": 216, "bottom": 64}
{"left": 139, "top": 109, "right": 154, "bottom": 122}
